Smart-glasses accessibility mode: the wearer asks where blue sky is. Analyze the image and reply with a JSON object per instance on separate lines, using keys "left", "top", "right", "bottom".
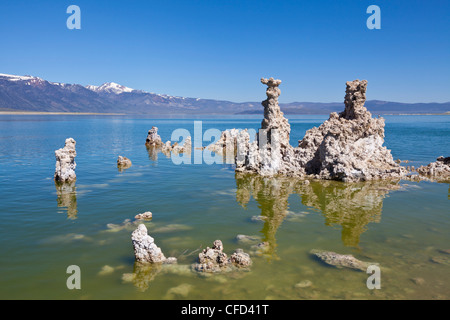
{"left": 0, "top": 0, "right": 449, "bottom": 103}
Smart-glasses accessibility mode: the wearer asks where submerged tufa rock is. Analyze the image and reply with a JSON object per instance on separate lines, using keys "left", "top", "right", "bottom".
{"left": 310, "top": 249, "right": 375, "bottom": 271}
{"left": 54, "top": 138, "right": 77, "bottom": 182}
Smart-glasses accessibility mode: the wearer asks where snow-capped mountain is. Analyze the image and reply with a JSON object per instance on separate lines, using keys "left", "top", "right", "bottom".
{"left": 0, "top": 73, "right": 135, "bottom": 94}
{"left": 1, "top": 73, "right": 448, "bottom": 114}
{"left": 86, "top": 82, "right": 135, "bottom": 94}
{"left": 0, "top": 73, "right": 253, "bottom": 114}
{"left": 0, "top": 73, "right": 36, "bottom": 82}
{"left": 85, "top": 85, "right": 99, "bottom": 91}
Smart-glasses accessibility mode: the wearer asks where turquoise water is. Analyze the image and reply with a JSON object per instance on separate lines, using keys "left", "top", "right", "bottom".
{"left": 0, "top": 114, "right": 449, "bottom": 299}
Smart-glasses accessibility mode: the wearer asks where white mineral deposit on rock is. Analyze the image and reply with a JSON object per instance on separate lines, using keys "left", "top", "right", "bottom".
{"left": 131, "top": 224, "right": 177, "bottom": 264}
{"left": 230, "top": 248, "right": 252, "bottom": 268}
{"left": 417, "top": 156, "right": 450, "bottom": 181}
{"left": 172, "top": 136, "right": 192, "bottom": 154}
{"left": 161, "top": 136, "right": 192, "bottom": 154}
{"left": 208, "top": 129, "right": 241, "bottom": 154}
{"left": 294, "top": 80, "right": 405, "bottom": 182}
{"left": 310, "top": 249, "right": 375, "bottom": 271}
{"left": 161, "top": 141, "right": 173, "bottom": 153}
{"left": 145, "top": 127, "right": 163, "bottom": 147}
{"left": 222, "top": 78, "right": 406, "bottom": 182}
{"left": 192, "top": 240, "right": 252, "bottom": 273}
{"left": 54, "top": 138, "right": 77, "bottom": 182}
{"left": 235, "top": 234, "right": 261, "bottom": 245}
{"left": 134, "top": 211, "right": 153, "bottom": 220}
{"left": 295, "top": 280, "right": 313, "bottom": 288}
{"left": 234, "top": 78, "right": 293, "bottom": 176}
{"left": 117, "top": 156, "right": 132, "bottom": 168}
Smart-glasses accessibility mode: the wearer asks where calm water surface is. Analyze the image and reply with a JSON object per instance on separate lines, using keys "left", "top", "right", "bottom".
{"left": 0, "top": 114, "right": 449, "bottom": 299}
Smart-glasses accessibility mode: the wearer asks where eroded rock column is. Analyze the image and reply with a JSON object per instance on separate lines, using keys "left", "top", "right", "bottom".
{"left": 295, "top": 79, "right": 405, "bottom": 181}
{"left": 54, "top": 138, "right": 77, "bottom": 182}
{"left": 145, "top": 127, "right": 163, "bottom": 147}
{"left": 260, "top": 77, "right": 291, "bottom": 149}
{"left": 235, "top": 77, "right": 296, "bottom": 176}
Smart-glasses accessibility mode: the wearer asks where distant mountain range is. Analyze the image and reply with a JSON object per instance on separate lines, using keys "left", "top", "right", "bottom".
{"left": 1, "top": 73, "right": 449, "bottom": 115}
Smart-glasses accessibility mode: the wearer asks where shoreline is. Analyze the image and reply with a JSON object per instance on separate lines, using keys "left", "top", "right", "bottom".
{"left": 0, "top": 111, "right": 448, "bottom": 116}
{"left": 0, "top": 111, "right": 126, "bottom": 115}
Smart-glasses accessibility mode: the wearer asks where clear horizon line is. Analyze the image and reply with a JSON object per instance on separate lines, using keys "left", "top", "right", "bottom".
{"left": 1, "top": 72, "right": 449, "bottom": 105}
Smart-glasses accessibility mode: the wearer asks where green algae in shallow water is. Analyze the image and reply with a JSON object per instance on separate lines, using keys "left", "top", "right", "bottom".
{"left": 0, "top": 115, "right": 448, "bottom": 299}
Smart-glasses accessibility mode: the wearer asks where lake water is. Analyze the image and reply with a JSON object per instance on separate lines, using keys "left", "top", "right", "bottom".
{"left": 0, "top": 114, "right": 449, "bottom": 300}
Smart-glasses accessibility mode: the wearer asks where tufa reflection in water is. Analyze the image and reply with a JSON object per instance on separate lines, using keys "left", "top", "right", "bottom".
{"left": 301, "top": 179, "right": 401, "bottom": 247}
{"left": 122, "top": 262, "right": 162, "bottom": 292}
{"left": 235, "top": 173, "right": 297, "bottom": 260}
{"left": 55, "top": 181, "right": 78, "bottom": 219}
{"left": 117, "top": 166, "right": 130, "bottom": 173}
{"left": 235, "top": 173, "right": 402, "bottom": 250}
{"left": 122, "top": 260, "right": 248, "bottom": 293}
{"left": 146, "top": 145, "right": 160, "bottom": 161}
{"left": 122, "top": 261, "right": 193, "bottom": 292}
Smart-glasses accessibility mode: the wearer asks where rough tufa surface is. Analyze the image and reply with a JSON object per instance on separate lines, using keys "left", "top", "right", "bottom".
{"left": 230, "top": 248, "right": 253, "bottom": 268}
{"left": 230, "top": 78, "right": 405, "bottom": 182}
{"left": 417, "top": 156, "right": 450, "bottom": 181}
{"left": 161, "top": 136, "right": 192, "bottom": 155}
{"left": 145, "top": 127, "right": 163, "bottom": 147}
{"left": 260, "top": 77, "right": 291, "bottom": 150}
{"left": 117, "top": 156, "right": 132, "bottom": 168}
{"left": 131, "top": 224, "right": 177, "bottom": 264}
{"left": 207, "top": 129, "right": 241, "bottom": 154}
{"left": 192, "top": 240, "right": 252, "bottom": 273}
{"left": 134, "top": 211, "right": 153, "bottom": 220}
{"left": 294, "top": 80, "right": 405, "bottom": 181}
{"left": 310, "top": 249, "right": 375, "bottom": 271}
{"left": 54, "top": 138, "right": 77, "bottom": 182}
{"left": 234, "top": 77, "right": 294, "bottom": 176}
